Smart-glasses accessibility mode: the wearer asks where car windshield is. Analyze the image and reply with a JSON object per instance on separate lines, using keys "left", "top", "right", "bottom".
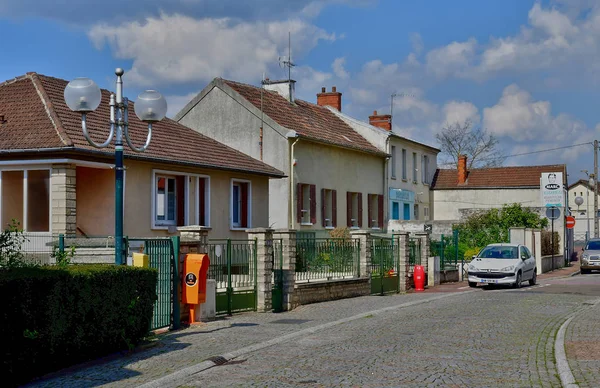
{"left": 478, "top": 246, "right": 518, "bottom": 259}
{"left": 585, "top": 241, "right": 600, "bottom": 250}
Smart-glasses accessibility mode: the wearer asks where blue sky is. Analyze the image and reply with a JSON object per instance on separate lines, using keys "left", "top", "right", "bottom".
{"left": 1, "top": 0, "right": 599, "bottom": 181}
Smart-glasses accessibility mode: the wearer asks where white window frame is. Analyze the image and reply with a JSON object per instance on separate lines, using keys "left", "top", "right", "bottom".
{"left": 351, "top": 192, "right": 359, "bottom": 228}
{"left": 151, "top": 169, "right": 199, "bottom": 230}
{"left": 230, "top": 178, "right": 252, "bottom": 230}
{"left": 300, "top": 183, "right": 312, "bottom": 226}
{"left": 422, "top": 155, "right": 430, "bottom": 184}
{"left": 424, "top": 206, "right": 430, "bottom": 220}
{"left": 412, "top": 152, "right": 418, "bottom": 183}
{"left": 390, "top": 145, "right": 397, "bottom": 179}
{"left": 323, "top": 189, "right": 334, "bottom": 229}
{"left": 195, "top": 176, "right": 211, "bottom": 226}
{"left": 0, "top": 166, "right": 52, "bottom": 233}
{"left": 369, "top": 194, "right": 381, "bottom": 230}
{"left": 401, "top": 149, "right": 407, "bottom": 180}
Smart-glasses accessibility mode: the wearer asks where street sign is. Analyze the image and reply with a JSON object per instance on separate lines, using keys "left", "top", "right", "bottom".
{"left": 566, "top": 216, "right": 576, "bottom": 229}
{"left": 546, "top": 207, "right": 560, "bottom": 220}
{"left": 541, "top": 172, "right": 564, "bottom": 207}
{"left": 424, "top": 224, "right": 433, "bottom": 233}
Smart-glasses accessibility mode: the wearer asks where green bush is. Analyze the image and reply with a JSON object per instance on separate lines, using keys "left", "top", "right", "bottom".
{"left": 0, "top": 264, "right": 157, "bottom": 385}
{"left": 541, "top": 231, "right": 561, "bottom": 255}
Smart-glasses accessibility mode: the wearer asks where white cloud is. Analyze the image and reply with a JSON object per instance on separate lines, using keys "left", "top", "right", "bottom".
{"left": 442, "top": 101, "right": 480, "bottom": 125}
{"left": 482, "top": 84, "right": 585, "bottom": 141}
{"left": 332, "top": 57, "right": 349, "bottom": 79}
{"left": 425, "top": 38, "right": 477, "bottom": 78}
{"left": 89, "top": 13, "right": 337, "bottom": 86}
{"left": 165, "top": 91, "right": 200, "bottom": 118}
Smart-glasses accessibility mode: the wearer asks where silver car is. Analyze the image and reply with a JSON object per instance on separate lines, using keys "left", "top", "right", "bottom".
{"left": 581, "top": 238, "right": 600, "bottom": 274}
{"left": 467, "top": 243, "right": 537, "bottom": 288}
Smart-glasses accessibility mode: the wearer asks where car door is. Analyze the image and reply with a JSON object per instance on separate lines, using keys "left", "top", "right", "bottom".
{"left": 520, "top": 246, "right": 535, "bottom": 280}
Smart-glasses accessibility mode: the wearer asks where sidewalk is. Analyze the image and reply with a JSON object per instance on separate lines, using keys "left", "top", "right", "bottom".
{"left": 564, "top": 297, "right": 600, "bottom": 388}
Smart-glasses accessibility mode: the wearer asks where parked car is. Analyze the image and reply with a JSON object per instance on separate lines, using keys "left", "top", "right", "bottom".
{"left": 580, "top": 238, "right": 600, "bottom": 274}
{"left": 467, "top": 243, "right": 537, "bottom": 288}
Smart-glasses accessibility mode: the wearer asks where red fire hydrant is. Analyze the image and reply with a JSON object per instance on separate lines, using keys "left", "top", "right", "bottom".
{"left": 414, "top": 265, "right": 425, "bottom": 291}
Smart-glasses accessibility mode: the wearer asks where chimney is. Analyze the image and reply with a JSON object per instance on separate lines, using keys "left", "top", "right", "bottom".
{"left": 458, "top": 154, "right": 468, "bottom": 184}
{"left": 317, "top": 86, "right": 342, "bottom": 111}
{"left": 368, "top": 110, "right": 392, "bottom": 131}
{"left": 262, "top": 78, "right": 296, "bottom": 103}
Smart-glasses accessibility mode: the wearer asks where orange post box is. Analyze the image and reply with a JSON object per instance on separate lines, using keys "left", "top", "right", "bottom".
{"left": 182, "top": 254, "right": 210, "bottom": 323}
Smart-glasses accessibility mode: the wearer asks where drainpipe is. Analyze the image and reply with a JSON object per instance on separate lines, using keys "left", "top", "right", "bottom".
{"left": 287, "top": 131, "right": 300, "bottom": 229}
{"left": 384, "top": 135, "right": 391, "bottom": 232}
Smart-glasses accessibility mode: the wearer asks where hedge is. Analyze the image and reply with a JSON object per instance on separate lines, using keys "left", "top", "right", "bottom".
{"left": 0, "top": 264, "right": 157, "bottom": 385}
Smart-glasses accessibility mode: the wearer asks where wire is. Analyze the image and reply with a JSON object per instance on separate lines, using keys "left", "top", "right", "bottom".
{"left": 437, "top": 141, "right": 593, "bottom": 167}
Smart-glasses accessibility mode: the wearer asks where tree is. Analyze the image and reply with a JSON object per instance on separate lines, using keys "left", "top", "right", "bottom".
{"left": 435, "top": 119, "right": 505, "bottom": 169}
{"left": 456, "top": 203, "right": 548, "bottom": 251}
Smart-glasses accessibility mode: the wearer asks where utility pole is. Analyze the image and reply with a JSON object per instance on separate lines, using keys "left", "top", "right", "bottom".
{"left": 595, "top": 140, "right": 599, "bottom": 237}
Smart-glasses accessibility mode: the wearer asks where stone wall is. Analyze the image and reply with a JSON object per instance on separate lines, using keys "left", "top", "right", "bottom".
{"left": 541, "top": 255, "right": 565, "bottom": 273}
{"left": 388, "top": 220, "right": 455, "bottom": 240}
{"left": 291, "top": 278, "right": 370, "bottom": 309}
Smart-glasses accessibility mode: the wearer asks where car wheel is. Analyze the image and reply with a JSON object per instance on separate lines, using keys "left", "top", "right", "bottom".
{"left": 468, "top": 281, "right": 477, "bottom": 288}
{"left": 581, "top": 269, "right": 590, "bottom": 275}
{"left": 529, "top": 270, "right": 537, "bottom": 286}
{"left": 513, "top": 272, "right": 522, "bottom": 288}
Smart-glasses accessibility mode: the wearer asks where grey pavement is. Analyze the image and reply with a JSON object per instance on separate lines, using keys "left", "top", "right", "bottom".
{"left": 25, "top": 266, "right": 599, "bottom": 388}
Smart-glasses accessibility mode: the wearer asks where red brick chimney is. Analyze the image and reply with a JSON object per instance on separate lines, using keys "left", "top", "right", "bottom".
{"left": 317, "top": 86, "right": 342, "bottom": 111}
{"left": 458, "top": 154, "right": 468, "bottom": 184}
{"left": 368, "top": 110, "right": 392, "bottom": 131}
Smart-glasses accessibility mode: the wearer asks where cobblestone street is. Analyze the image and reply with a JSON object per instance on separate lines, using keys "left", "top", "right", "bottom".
{"left": 27, "top": 271, "right": 600, "bottom": 388}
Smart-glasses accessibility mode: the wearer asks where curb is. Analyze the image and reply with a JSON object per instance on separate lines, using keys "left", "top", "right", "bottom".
{"left": 137, "top": 291, "right": 472, "bottom": 388}
{"left": 555, "top": 316, "right": 578, "bottom": 388}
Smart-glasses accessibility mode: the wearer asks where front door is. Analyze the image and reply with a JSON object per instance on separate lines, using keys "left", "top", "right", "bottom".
{"left": 403, "top": 203, "right": 410, "bottom": 220}
{"left": 392, "top": 202, "right": 400, "bottom": 220}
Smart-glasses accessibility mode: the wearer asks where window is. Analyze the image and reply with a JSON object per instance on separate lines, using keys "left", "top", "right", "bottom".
{"left": 346, "top": 191, "right": 363, "bottom": 228}
{"left": 0, "top": 169, "right": 50, "bottom": 232}
{"left": 297, "top": 183, "right": 316, "bottom": 225}
{"left": 412, "top": 152, "right": 418, "bottom": 182}
{"left": 414, "top": 204, "right": 419, "bottom": 220}
{"left": 424, "top": 206, "right": 430, "bottom": 220}
{"left": 421, "top": 155, "right": 430, "bottom": 184}
{"left": 232, "top": 180, "right": 251, "bottom": 228}
{"left": 321, "top": 188, "right": 337, "bottom": 228}
{"left": 368, "top": 194, "right": 384, "bottom": 229}
{"left": 390, "top": 146, "right": 397, "bottom": 179}
{"left": 520, "top": 246, "right": 531, "bottom": 259}
{"left": 197, "top": 177, "right": 209, "bottom": 226}
{"left": 155, "top": 175, "right": 186, "bottom": 227}
{"left": 402, "top": 149, "right": 407, "bottom": 180}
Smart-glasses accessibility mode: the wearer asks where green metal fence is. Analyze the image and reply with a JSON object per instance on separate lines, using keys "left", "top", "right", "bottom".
{"left": 370, "top": 237, "right": 399, "bottom": 295}
{"left": 295, "top": 238, "right": 360, "bottom": 282}
{"left": 272, "top": 238, "right": 284, "bottom": 312}
{"left": 430, "top": 230, "right": 460, "bottom": 270}
{"left": 408, "top": 237, "right": 422, "bottom": 268}
{"left": 127, "top": 237, "right": 178, "bottom": 331}
{"left": 207, "top": 239, "right": 257, "bottom": 315}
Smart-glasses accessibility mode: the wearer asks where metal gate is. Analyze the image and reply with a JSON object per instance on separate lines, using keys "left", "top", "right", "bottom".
{"left": 127, "top": 237, "right": 176, "bottom": 331}
{"left": 208, "top": 239, "right": 257, "bottom": 315}
{"left": 370, "top": 237, "right": 398, "bottom": 295}
{"left": 272, "top": 238, "right": 284, "bottom": 312}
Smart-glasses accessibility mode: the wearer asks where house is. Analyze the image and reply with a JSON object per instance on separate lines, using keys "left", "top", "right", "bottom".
{"left": 431, "top": 155, "right": 568, "bottom": 250}
{"left": 175, "top": 79, "right": 388, "bottom": 232}
{"left": 0, "top": 73, "right": 284, "bottom": 246}
{"left": 330, "top": 109, "right": 440, "bottom": 226}
{"left": 567, "top": 179, "right": 595, "bottom": 238}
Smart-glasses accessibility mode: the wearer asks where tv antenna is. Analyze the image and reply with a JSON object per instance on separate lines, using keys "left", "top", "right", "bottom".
{"left": 278, "top": 32, "right": 295, "bottom": 83}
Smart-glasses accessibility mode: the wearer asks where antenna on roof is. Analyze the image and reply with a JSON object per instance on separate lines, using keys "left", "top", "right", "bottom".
{"left": 278, "top": 31, "right": 295, "bottom": 102}
{"left": 259, "top": 72, "right": 265, "bottom": 160}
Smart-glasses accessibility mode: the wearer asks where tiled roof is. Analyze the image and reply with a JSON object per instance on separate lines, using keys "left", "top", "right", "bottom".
{"left": 431, "top": 164, "right": 567, "bottom": 190}
{"left": 0, "top": 73, "right": 284, "bottom": 177}
{"left": 221, "top": 79, "right": 386, "bottom": 156}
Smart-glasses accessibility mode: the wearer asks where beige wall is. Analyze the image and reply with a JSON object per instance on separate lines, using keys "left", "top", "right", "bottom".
{"left": 293, "top": 141, "right": 385, "bottom": 231}
{"left": 76, "top": 166, "right": 114, "bottom": 236}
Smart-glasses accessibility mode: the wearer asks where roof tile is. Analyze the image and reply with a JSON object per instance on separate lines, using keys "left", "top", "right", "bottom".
{"left": 431, "top": 165, "right": 567, "bottom": 189}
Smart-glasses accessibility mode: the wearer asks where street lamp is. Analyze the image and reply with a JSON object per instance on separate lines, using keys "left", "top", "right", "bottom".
{"left": 64, "top": 68, "right": 167, "bottom": 265}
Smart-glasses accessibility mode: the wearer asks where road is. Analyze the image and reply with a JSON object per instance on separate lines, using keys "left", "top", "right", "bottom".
{"left": 181, "top": 274, "right": 600, "bottom": 388}
{"left": 28, "top": 272, "right": 600, "bottom": 388}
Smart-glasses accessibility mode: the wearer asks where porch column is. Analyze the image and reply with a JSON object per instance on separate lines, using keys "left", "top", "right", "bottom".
{"left": 274, "top": 229, "right": 296, "bottom": 311}
{"left": 349, "top": 230, "right": 372, "bottom": 278}
{"left": 414, "top": 232, "right": 430, "bottom": 275}
{"left": 247, "top": 228, "right": 274, "bottom": 312}
{"left": 51, "top": 164, "right": 76, "bottom": 237}
{"left": 395, "top": 233, "right": 410, "bottom": 292}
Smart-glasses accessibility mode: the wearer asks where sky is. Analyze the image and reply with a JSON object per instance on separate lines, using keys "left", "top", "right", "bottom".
{"left": 1, "top": 0, "right": 599, "bottom": 182}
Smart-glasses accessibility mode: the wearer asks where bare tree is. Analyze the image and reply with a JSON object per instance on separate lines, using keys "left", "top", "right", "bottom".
{"left": 435, "top": 119, "right": 505, "bottom": 169}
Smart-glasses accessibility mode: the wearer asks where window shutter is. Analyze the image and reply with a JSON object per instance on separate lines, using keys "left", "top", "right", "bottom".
{"left": 321, "top": 188, "right": 326, "bottom": 227}
{"left": 297, "top": 183, "right": 303, "bottom": 223}
{"left": 357, "top": 192, "right": 363, "bottom": 228}
{"left": 241, "top": 182, "right": 249, "bottom": 227}
{"left": 367, "top": 194, "right": 373, "bottom": 229}
{"left": 346, "top": 191, "right": 352, "bottom": 227}
{"left": 176, "top": 175, "right": 185, "bottom": 226}
{"left": 378, "top": 194, "right": 384, "bottom": 229}
{"left": 310, "top": 184, "right": 317, "bottom": 225}
{"left": 332, "top": 190, "right": 337, "bottom": 227}
{"left": 198, "top": 178, "right": 206, "bottom": 226}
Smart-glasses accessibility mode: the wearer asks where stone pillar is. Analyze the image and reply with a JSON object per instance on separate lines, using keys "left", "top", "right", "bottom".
{"left": 414, "top": 232, "right": 430, "bottom": 275}
{"left": 396, "top": 233, "right": 410, "bottom": 292}
{"left": 177, "top": 225, "right": 210, "bottom": 254}
{"left": 350, "top": 230, "right": 372, "bottom": 278}
{"left": 247, "top": 228, "right": 274, "bottom": 312}
{"left": 533, "top": 229, "right": 543, "bottom": 275}
{"left": 510, "top": 227, "right": 526, "bottom": 245}
{"left": 274, "top": 229, "right": 296, "bottom": 311}
{"left": 51, "top": 164, "right": 77, "bottom": 237}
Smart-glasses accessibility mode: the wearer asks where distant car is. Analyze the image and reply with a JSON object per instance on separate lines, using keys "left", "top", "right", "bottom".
{"left": 580, "top": 238, "right": 600, "bottom": 274}
{"left": 467, "top": 243, "right": 537, "bottom": 288}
